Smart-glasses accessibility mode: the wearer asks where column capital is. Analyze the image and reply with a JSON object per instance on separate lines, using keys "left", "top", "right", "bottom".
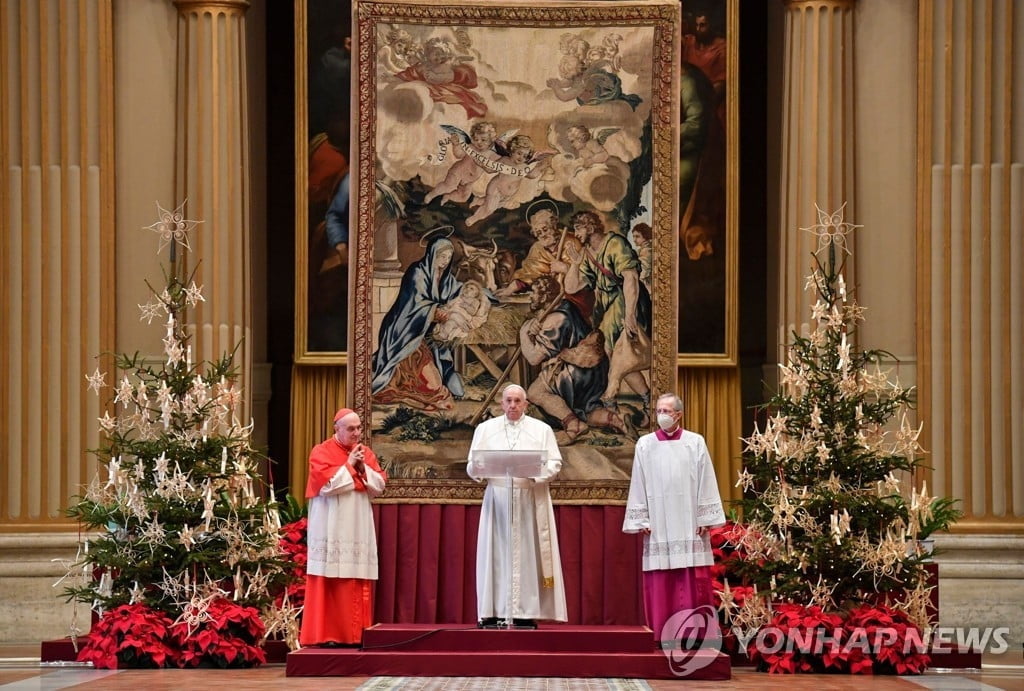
{"left": 172, "top": 0, "right": 250, "bottom": 14}
{"left": 783, "top": 0, "right": 857, "bottom": 9}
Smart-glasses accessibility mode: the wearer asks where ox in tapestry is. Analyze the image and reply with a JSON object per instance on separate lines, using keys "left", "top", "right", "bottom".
{"left": 351, "top": 1, "right": 679, "bottom": 487}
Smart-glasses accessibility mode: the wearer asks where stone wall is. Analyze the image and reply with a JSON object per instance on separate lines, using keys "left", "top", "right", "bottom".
{"left": 0, "top": 534, "right": 84, "bottom": 643}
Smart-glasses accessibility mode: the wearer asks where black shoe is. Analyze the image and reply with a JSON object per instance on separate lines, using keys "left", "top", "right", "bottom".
{"left": 512, "top": 618, "right": 537, "bottom": 629}
{"left": 477, "top": 617, "right": 500, "bottom": 629}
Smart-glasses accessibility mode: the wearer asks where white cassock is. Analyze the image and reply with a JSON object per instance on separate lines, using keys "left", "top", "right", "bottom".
{"left": 623, "top": 429, "right": 726, "bottom": 571}
{"left": 306, "top": 462, "right": 387, "bottom": 580}
{"left": 467, "top": 414, "right": 568, "bottom": 622}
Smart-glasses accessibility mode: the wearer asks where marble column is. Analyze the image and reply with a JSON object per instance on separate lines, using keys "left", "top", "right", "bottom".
{"left": 775, "top": 0, "right": 857, "bottom": 361}
{"left": 172, "top": 0, "right": 253, "bottom": 419}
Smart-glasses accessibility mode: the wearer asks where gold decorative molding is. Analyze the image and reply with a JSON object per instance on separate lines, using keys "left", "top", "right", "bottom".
{"left": 374, "top": 480, "right": 629, "bottom": 505}
{"left": 172, "top": 0, "right": 250, "bottom": 13}
{"left": 782, "top": 0, "right": 856, "bottom": 9}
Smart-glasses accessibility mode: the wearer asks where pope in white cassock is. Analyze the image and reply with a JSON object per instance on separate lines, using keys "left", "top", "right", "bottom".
{"left": 467, "top": 384, "right": 568, "bottom": 627}
{"left": 623, "top": 392, "right": 726, "bottom": 643}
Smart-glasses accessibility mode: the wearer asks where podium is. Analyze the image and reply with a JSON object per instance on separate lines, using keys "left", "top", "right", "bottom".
{"left": 470, "top": 449, "right": 544, "bottom": 629}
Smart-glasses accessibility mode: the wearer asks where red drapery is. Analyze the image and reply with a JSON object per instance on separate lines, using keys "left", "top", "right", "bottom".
{"left": 372, "top": 504, "right": 645, "bottom": 625}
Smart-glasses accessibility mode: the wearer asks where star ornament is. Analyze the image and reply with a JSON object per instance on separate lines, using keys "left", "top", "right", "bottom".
{"left": 184, "top": 281, "right": 205, "bottom": 307}
{"left": 735, "top": 468, "right": 755, "bottom": 492}
{"left": 144, "top": 201, "right": 201, "bottom": 253}
{"left": 85, "top": 368, "right": 107, "bottom": 394}
{"left": 138, "top": 299, "right": 164, "bottom": 324}
{"left": 801, "top": 203, "right": 861, "bottom": 254}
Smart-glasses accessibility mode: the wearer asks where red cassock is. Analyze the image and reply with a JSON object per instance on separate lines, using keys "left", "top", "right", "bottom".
{"left": 299, "top": 437, "right": 386, "bottom": 646}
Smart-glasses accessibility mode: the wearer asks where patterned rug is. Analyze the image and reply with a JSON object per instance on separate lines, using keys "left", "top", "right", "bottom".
{"left": 358, "top": 679, "right": 652, "bottom": 691}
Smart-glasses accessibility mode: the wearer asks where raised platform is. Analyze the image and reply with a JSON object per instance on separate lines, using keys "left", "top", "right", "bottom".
{"left": 285, "top": 623, "right": 732, "bottom": 680}
{"left": 40, "top": 624, "right": 982, "bottom": 675}
{"left": 39, "top": 637, "right": 291, "bottom": 664}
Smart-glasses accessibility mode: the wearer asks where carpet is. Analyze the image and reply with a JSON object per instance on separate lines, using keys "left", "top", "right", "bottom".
{"left": 358, "top": 678, "right": 653, "bottom": 691}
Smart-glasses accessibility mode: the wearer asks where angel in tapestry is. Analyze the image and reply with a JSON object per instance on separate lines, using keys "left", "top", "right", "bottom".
{"left": 396, "top": 36, "right": 487, "bottom": 118}
{"left": 423, "top": 121, "right": 502, "bottom": 206}
{"left": 465, "top": 134, "right": 553, "bottom": 226}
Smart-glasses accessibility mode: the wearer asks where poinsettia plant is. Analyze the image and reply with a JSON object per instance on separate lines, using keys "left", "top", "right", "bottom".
{"left": 170, "top": 598, "right": 267, "bottom": 668}
{"left": 709, "top": 519, "right": 748, "bottom": 582}
{"left": 708, "top": 519, "right": 747, "bottom": 654}
{"left": 278, "top": 517, "right": 308, "bottom": 611}
{"left": 77, "top": 603, "right": 176, "bottom": 669}
{"left": 745, "top": 603, "right": 846, "bottom": 674}
{"left": 842, "top": 603, "right": 930, "bottom": 675}
{"left": 708, "top": 521, "right": 931, "bottom": 674}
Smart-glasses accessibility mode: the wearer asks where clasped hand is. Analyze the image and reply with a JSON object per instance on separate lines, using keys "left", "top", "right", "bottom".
{"left": 349, "top": 444, "right": 365, "bottom": 475}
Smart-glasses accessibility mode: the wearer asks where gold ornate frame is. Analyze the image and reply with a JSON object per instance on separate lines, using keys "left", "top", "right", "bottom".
{"left": 350, "top": 0, "right": 680, "bottom": 503}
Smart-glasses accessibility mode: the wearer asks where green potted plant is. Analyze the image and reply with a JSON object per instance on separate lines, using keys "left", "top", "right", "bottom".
{"left": 915, "top": 496, "right": 964, "bottom": 557}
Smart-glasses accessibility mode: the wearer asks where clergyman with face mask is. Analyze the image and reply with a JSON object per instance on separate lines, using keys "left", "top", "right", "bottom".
{"left": 622, "top": 392, "right": 725, "bottom": 646}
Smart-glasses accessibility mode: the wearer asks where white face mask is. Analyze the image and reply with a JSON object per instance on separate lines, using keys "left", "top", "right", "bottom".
{"left": 657, "top": 413, "right": 677, "bottom": 431}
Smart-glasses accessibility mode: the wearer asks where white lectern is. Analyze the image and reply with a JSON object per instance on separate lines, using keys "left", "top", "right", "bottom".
{"left": 471, "top": 449, "right": 544, "bottom": 629}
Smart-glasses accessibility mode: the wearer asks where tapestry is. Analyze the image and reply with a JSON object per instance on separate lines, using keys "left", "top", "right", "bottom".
{"left": 350, "top": 0, "right": 681, "bottom": 502}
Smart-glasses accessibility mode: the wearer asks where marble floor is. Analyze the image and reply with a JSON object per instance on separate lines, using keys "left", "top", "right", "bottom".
{"left": 1, "top": 645, "right": 1023, "bottom": 690}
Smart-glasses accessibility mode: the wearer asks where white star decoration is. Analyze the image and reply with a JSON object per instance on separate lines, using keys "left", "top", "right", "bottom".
{"left": 735, "top": 468, "right": 755, "bottom": 492}
{"left": 801, "top": 203, "right": 861, "bottom": 254}
{"left": 184, "top": 281, "right": 205, "bottom": 307}
{"left": 138, "top": 299, "right": 164, "bottom": 324}
{"left": 85, "top": 368, "right": 107, "bottom": 394}
{"left": 144, "top": 201, "right": 201, "bottom": 254}
{"left": 114, "top": 376, "right": 135, "bottom": 405}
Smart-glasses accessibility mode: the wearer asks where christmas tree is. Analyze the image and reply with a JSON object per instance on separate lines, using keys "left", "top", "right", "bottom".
{"left": 723, "top": 206, "right": 942, "bottom": 647}
{"left": 60, "top": 203, "right": 300, "bottom": 668}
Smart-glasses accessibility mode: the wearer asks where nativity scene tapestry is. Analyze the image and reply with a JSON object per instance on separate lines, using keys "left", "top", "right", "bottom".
{"left": 349, "top": 0, "right": 681, "bottom": 501}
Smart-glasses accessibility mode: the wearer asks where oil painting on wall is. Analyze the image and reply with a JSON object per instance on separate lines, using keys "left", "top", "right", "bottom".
{"left": 677, "top": 0, "right": 736, "bottom": 364}
{"left": 296, "top": 0, "right": 354, "bottom": 362}
{"left": 349, "top": 0, "right": 681, "bottom": 501}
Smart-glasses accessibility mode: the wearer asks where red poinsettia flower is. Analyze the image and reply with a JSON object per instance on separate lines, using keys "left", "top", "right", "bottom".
{"left": 280, "top": 517, "right": 307, "bottom": 544}
{"left": 77, "top": 603, "right": 177, "bottom": 669}
{"left": 843, "top": 603, "right": 930, "bottom": 675}
{"left": 170, "top": 598, "right": 267, "bottom": 668}
{"left": 747, "top": 603, "right": 846, "bottom": 674}
{"left": 277, "top": 518, "right": 308, "bottom": 609}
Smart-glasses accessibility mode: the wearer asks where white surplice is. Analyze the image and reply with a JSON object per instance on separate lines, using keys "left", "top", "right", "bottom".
{"left": 623, "top": 429, "right": 726, "bottom": 571}
{"left": 306, "top": 463, "right": 387, "bottom": 580}
{"left": 467, "top": 414, "right": 568, "bottom": 622}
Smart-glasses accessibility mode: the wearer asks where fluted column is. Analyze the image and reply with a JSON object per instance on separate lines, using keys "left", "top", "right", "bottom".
{"left": 776, "top": 0, "right": 857, "bottom": 360}
{"left": 0, "top": 0, "right": 115, "bottom": 526}
{"left": 172, "top": 0, "right": 252, "bottom": 420}
{"left": 917, "top": 0, "right": 1024, "bottom": 528}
